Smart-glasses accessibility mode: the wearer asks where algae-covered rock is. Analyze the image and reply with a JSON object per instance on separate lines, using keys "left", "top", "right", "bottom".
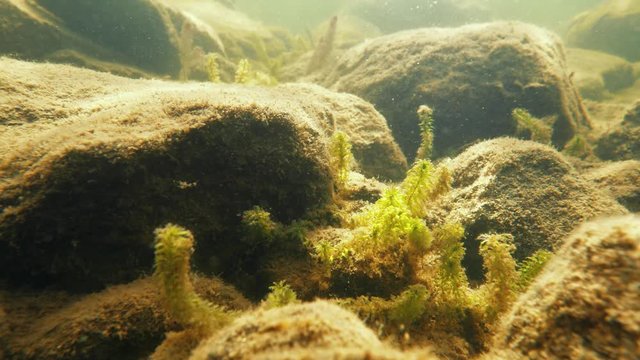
{"left": 190, "top": 301, "right": 436, "bottom": 360}
{"left": 595, "top": 100, "right": 640, "bottom": 161}
{"left": 585, "top": 160, "right": 640, "bottom": 212}
{"left": 566, "top": 48, "right": 638, "bottom": 100}
{"left": 1, "top": 276, "right": 250, "bottom": 360}
{"left": 0, "top": 58, "right": 404, "bottom": 291}
{"left": 321, "top": 22, "right": 590, "bottom": 159}
{"left": 567, "top": 0, "right": 640, "bottom": 62}
{"left": 490, "top": 215, "right": 640, "bottom": 359}
{"left": 430, "top": 138, "right": 627, "bottom": 278}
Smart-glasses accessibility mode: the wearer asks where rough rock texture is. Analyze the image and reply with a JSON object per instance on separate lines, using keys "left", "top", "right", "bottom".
{"left": 430, "top": 138, "right": 627, "bottom": 279}
{"left": 1, "top": 276, "right": 250, "bottom": 360}
{"left": 491, "top": 215, "right": 640, "bottom": 359}
{"left": 596, "top": 100, "right": 640, "bottom": 160}
{"left": 567, "top": 0, "right": 640, "bottom": 62}
{"left": 320, "top": 22, "right": 591, "bottom": 159}
{"left": 0, "top": 58, "right": 404, "bottom": 291}
{"left": 189, "top": 301, "right": 436, "bottom": 360}
{"left": 566, "top": 48, "right": 638, "bottom": 100}
{"left": 585, "top": 160, "right": 640, "bottom": 212}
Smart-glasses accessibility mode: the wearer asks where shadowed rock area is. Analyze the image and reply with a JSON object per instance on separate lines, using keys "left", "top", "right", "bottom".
{"left": 429, "top": 138, "right": 627, "bottom": 279}
{"left": 0, "top": 58, "right": 404, "bottom": 291}
{"left": 317, "top": 22, "right": 590, "bottom": 160}
{"left": 0, "top": 276, "right": 250, "bottom": 360}
{"left": 489, "top": 215, "right": 640, "bottom": 359}
{"left": 596, "top": 100, "right": 640, "bottom": 161}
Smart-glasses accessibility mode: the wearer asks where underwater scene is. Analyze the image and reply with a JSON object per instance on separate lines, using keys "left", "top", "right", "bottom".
{"left": 0, "top": 0, "right": 639, "bottom": 359}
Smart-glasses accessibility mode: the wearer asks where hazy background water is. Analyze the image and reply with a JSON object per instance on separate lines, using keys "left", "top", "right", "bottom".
{"left": 234, "top": 0, "right": 604, "bottom": 33}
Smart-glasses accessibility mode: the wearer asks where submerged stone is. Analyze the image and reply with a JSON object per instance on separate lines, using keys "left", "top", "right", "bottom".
{"left": 430, "top": 138, "right": 626, "bottom": 278}
{"left": 491, "top": 215, "right": 640, "bottom": 359}
{"left": 567, "top": 0, "right": 640, "bottom": 62}
{"left": 0, "top": 58, "right": 404, "bottom": 291}
{"left": 319, "top": 22, "right": 590, "bottom": 159}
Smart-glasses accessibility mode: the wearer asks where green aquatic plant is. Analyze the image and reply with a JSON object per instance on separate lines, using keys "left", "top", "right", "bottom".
{"left": 432, "top": 223, "right": 468, "bottom": 306}
{"left": 400, "top": 160, "right": 451, "bottom": 218}
{"left": 477, "top": 233, "right": 518, "bottom": 319}
{"left": 352, "top": 188, "right": 423, "bottom": 249}
{"left": 241, "top": 206, "right": 277, "bottom": 245}
{"left": 517, "top": 249, "right": 553, "bottom": 290}
{"left": 154, "top": 224, "right": 231, "bottom": 334}
{"left": 416, "top": 105, "right": 435, "bottom": 160}
{"left": 512, "top": 108, "right": 553, "bottom": 144}
{"left": 234, "top": 58, "right": 251, "bottom": 84}
{"left": 388, "top": 284, "right": 429, "bottom": 326}
{"left": 562, "top": 135, "right": 593, "bottom": 159}
{"left": 328, "top": 130, "right": 354, "bottom": 192}
{"left": 205, "top": 53, "right": 221, "bottom": 83}
{"left": 263, "top": 280, "right": 300, "bottom": 309}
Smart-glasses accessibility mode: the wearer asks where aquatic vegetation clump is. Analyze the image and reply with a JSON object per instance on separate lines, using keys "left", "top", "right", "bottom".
{"left": 234, "top": 58, "right": 251, "bottom": 84}
{"left": 388, "top": 284, "right": 429, "bottom": 326}
{"left": 432, "top": 223, "right": 469, "bottom": 307}
{"left": 205, "top": 53, "right": 221, "bottom": 83}
{"left": 477, "top": 233, "right": 518, "bottom": 319}
{"left": 241, "top": 206, "right": 277, "bottom": 245}
{"left": 562, "top": 134, "right": 594, "bottom": 159}
{"left": 154, "top": 224, "right": 231, "bottom": 334}
{"left": 401, "top": 160, "right": 451, "bottom": 218}
{"left": 328, "top": 130, "right": 354, "bottom": 192}
{"left": 517, "top": 249, "right": 553, "bottom": 290}
{"left": 416, "top": 105, "right": 435, "bottom": 160}
{"left": 512, "top": 108, "right": 553, "bottom": 144}
{"left": 263, "top": 281, "right": 300, "bottom": 309}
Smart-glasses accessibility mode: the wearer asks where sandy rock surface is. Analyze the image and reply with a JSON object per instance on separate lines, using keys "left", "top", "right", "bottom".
{"left": 585, "top": 160, "right": 640, "bottom": 212}
{"left": 318, "top": 22, "right": 590, "bottom": 159}
{"left": 490, "top": 215, "right": 640, "bottom": 359}
{"left": 596, "top": 100, "right": 640, "bottom": 161}
{"left": 0, "top": 58, "right": 404, "bottom": 291}
{"left": 190, "top": 300, "right": 437, "bottom": 360}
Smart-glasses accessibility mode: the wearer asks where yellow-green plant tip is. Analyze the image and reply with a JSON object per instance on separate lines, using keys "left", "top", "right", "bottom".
{"left": 153, "top": 223, "right": 231, "bottom": 334}
{"left": 263, "top": 280, "right": 300, "bottom": 309}
{"left": 328, "top": 130, "right": 354, "bottom": 192}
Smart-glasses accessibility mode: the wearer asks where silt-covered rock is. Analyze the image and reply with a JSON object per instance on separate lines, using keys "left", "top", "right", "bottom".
{"left": 0, "top": 58, "right": 404, "bottom": 291}
{"left": 430, "top": 138, "right": 627, "bottom": 278}
{"left": 490, "top": 215, "right": 640, "bottom": 359}
{"left": 320, "top": 22, "right": 591, "bottom": 159}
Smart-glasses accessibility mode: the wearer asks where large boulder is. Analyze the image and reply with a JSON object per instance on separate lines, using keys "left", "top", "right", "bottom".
{"left": 1, "top": 276, "right": 250, "bottom": 360}
{"left": 189, "top": 301, "right": 436, "bottom": 360}
{"left": 567, "top": 0, "right": 640, "bottom": 62}
{"left": 429, "top": 138, "right": 627, "bottom": 278}
{"left": 585, "top": 160, "right": 640, "bottom": 212}
{"left": 1, "top": 0, "right": 304, "bottom": 81}
{"left": 595, "top": 100, "right": 640, "bottom": 160}
{"left": 0, "top": 58, "right": 404, "bottom": 291}
{"left": 320, "top": 22, "right": 591, "bottom": 159}
{"left": 491, "top": 215, "right": 640, "bottom": 359}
